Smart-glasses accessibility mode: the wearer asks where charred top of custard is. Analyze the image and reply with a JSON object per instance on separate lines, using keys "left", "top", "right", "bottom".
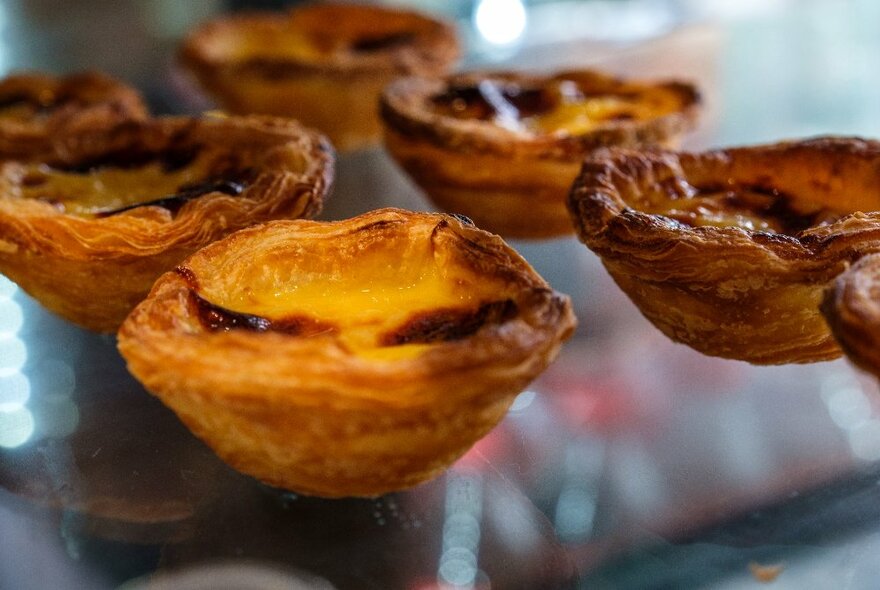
{"left": 349, "top": 31, "right": 417, "bottom": 53}
{"left": 0, "top": 92, "right": 55, "bottom": 120}
{"left": 643, "top": 182, "right": 845, "bottom": 234}
{"left": 14, "top": 142, "right": 255, "bottom": 217}
{"left": 171, "top": 217, "right": 529, "bottom": 358}
{"left": 380, "top": 299, "right": 518, "bottom": 346}
{"left": 429, "top": 77, "right": 684, "bottom": 135}
{"left": 179, "top": 265, "right": 518, "bottom": 350}
{"left": 431, "top": 80, "right": 561, "bottom": 122}
{"left": 188, "top": 288, "right": 335, "bottom": 337}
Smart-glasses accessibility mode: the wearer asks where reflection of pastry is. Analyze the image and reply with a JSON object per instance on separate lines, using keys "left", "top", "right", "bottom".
{"left": 0, "top": 71, "right": 148, "bottom": 158}
{"left": 568, "top": 137, "right": 880, "bottom": 364}
{"left": 822, "top": 253, "right": 880, "bottom": 376}
{"left": 179, "top": 2, "right": 459, "bottom": 152}
{"left": 0, "top": 356, "right": 225, "bottom": 544}
{"left": 118, "top": 208, "right": 576, "bottom": 497}
{"left": 0, "top": 115, "right": 332, "bottom": 332}
{"left": 381, "top": 70, "right": 699, "bottom": 238}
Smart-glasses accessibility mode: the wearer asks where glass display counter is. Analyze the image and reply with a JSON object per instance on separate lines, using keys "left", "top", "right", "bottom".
{"left": 2, "top": 1, "right": 880, "bottom": 588}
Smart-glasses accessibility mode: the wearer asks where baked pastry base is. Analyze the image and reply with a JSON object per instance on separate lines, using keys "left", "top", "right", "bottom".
{"left": 384, "top": 129, "right": 580, "bottom": 237}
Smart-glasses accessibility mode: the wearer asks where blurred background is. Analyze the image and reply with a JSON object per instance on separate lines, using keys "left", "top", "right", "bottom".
{"left": 2, "top": 1, "right": 880, "bottom": 589}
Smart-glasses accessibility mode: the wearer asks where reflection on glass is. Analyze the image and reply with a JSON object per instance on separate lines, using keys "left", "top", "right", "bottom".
{"left": 820, "top": 372, "right": 880, "bottom": 463}
{"left": 554, "top": 436, "right": 603, "bottom": 543}
{"left": 33, "top": 394, "right": 80, "bottom": 439}
{"left": 0, "top": 373, "right": 30, "bottom": 411}
{"left": 507, "top": 389, "right": 536, "bottom": 414}
{"left": 439, "top": 468, "right": 485, "bottom": 589}
{"left": 0, "top": 275, "right": 32, "bottom": 448}
{"left": 473, "top": 0, "right": 527, "bottom": 46}
{"left": 848, "top": 421, "right": 880, "bottom": 462}
{"left": 0, "top": 405, "right": 34, "bottom": 448}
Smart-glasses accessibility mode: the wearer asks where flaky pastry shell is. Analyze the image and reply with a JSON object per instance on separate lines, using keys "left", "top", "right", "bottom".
{"left": 822, "top": 253, "right": 880, "bottom": 377}
{"left": 179, "top": 2, "right": 459, "bottom": 151}
{"left": 0, "top": 71, "right": 148, "bottom": 159}
{"left": 381, "top": 70, "right": 699, "bottom": 238}
{"left": 0, "top": 115, "right": 332, "bottom": 332}
{"left": 117, "top": 208, "right": 576, "bottom": 497}
{"left": 568, "top": 137, "right": 880, "bottom": 364}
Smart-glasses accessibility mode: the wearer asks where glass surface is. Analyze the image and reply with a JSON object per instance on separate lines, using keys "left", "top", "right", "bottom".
{"left": 3, "top": 2, "right": 880, "bottom": 589}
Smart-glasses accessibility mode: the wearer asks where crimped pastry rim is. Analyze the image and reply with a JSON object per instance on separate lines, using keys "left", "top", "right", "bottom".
{"left": 567, "top": 137, "right": 880, "bottom": 276}
{"left": 380, "top": 70, "right": 701, "bottom": 160}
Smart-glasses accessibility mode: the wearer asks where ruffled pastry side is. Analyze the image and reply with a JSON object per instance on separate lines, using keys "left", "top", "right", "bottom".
{"left": 568, "top": 137, "right": 880, "bottom": 364}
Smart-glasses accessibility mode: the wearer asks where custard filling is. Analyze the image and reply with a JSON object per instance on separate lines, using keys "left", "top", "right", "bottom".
{"left": 10, "top": 148, "right": 249, "bottom": 217}
{"left": 431, "top": 79, "right": 683, "bottom": 135}
{"left": 187, "top": 229, "right": 516, "bottom": 359}
{"left": 223, "top": 28, "right": 329, "bottom": 62}
{"left": 218, "top": 26, "right": 416, "bottom": 65}
{"left": 643, "top": 184, "right": 846, "bottom": 233}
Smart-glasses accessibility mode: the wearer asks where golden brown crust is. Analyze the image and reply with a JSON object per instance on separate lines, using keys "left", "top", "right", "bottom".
{"left": 568, "top": 136, "right": 880, "bottom": 364}
{"left": 179, "top": 2, "right": 460, "bottom": 151}
{"left": 117, "top": 208, "right": 576, "bottom": 497}
{"left": 0, "top": 71, "right": 148, "bottom": 159}
{"left": 0, "top": 115, "right": 333, "bottom": 332}
{"left": 380, "top": 70, "right": 700, "bottom": 239}
{"left": 822, "top": 253, "right": 880, "bottom": 376}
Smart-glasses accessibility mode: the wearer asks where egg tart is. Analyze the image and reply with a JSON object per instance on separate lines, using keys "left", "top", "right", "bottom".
{"left": 117, "top": 208, "right": 576, "bottom": 497}
{"left": 568, "top": 137, "right": 880, "bottom": 364}
{"left": 822, "top": 253, "right": 880, "bottom": 377}
{"left": 179, "top": 2, "right": 460, "bottom": 152}
{"left": 0, "top": 115, "right": 332, "bottom": 332}
{"left": 0, "top": 71, "right": 148, "bottom": 159}
{"left": 380, "top": 70, "right": 700, "bottom": 238}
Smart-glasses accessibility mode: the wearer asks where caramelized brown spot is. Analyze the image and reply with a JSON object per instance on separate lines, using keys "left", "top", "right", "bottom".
{"left": 189, "top": 290, "right": 335, "bottom": 337}
{"left": 21, "top": 171, "right": 49, "bottom": 187}
{"left": 351, "top": 32, "right": 415, "bottom": 52}
{"left": 431, "top": 82, "right": 554, "bottom": 121}
{"left": 381, "top": 299, "right": 518, "bottom": 346}
{"left": 0, "top": 93, "right": 32, "bottom": 109}
{"left": 60, "top": 145, "right": 201, "bottom": 175}
{"left": 0, "top": 92, "right": 56, "bottom": 114}
{"left": 430, "top": 79, "right": 646, "bottom": 124}
{"left": 688, "top": 184, "right": 841, "bottom": 234}
{"left": 95, "top": 178, "right": 247, "bottom": 217}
